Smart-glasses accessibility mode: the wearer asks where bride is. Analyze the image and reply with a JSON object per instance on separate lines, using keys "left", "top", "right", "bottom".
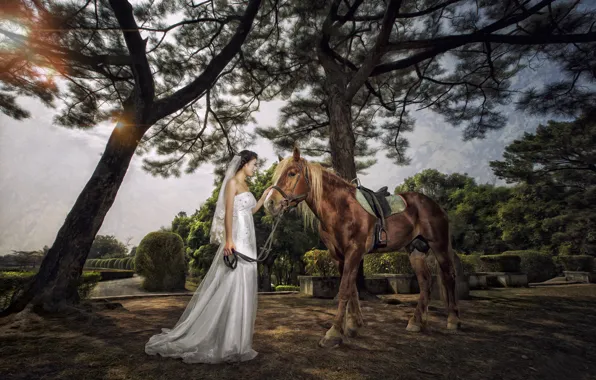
{"left": 145, "top": 150, "right": 272, "bottom": 364}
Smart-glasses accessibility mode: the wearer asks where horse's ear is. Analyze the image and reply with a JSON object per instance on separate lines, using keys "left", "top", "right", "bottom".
{"left": 277, "top": 154, "right": 283, "bottom": 162}
{"left": 292, "top": 146, "right": 301, "bottom": 161}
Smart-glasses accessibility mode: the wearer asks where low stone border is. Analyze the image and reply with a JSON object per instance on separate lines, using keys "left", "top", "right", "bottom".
{"left": 528, "top": 281, "right": 584, "bottom": 287}
{"left": 90, "top": 291, "right": 299, "bottom": 301}
{"left": 564, "top": 271, "right": 596, "bottom": 284}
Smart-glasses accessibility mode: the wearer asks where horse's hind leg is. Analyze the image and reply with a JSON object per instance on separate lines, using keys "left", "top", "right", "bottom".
{"left": 429, "top": 241, "right": 461, "bottom": 331}
{"left": 406, "top": 248, "right": 432, "bottom": 332}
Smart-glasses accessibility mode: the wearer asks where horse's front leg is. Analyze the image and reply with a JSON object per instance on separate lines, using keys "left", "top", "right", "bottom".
{"left": 319, "top": 247, "right": 361, "bottom": 348}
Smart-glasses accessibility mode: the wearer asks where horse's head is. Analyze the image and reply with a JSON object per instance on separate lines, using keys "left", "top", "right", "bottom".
{"left": 265, "top": 147, "right": 311, "bottom": 216}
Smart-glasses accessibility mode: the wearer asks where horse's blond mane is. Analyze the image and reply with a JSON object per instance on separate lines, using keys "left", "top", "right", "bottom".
{"left": 272, "top": 157, "right": 354, "bottom": 231}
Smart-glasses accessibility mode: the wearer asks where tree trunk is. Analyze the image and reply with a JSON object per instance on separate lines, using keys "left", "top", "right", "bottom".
{"left": 1, "top": 111, "right": 146, "bottom": 316}
{"left": 262, "top": 264, "right": 273, "bottom": 292}
{"left": 326, "top": 79, "right": 377, "bottom": 301}
{"left": 327, "top": 87, "right": 357, "bottom": 182}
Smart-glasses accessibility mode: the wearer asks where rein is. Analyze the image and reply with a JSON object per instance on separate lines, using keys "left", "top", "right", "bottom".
{"left": 223, "top": 210, "right": 285, "bottom": 269}
{"left": 223, "top": 160, "right": 311, "bottom": 270}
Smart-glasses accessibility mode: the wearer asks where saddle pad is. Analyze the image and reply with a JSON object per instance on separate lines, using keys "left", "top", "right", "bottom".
{"left": 355, "top": 190, "right": 407, "bottom": 217}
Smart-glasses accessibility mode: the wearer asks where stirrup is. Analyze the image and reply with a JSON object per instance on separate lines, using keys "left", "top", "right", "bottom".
{"left": 377, "top": 227, "right": 388, "bottom": 247}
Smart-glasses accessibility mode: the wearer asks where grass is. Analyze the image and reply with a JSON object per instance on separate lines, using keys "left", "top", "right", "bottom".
{"left": 1, "top": 285, "right": 596, "bottom": 380}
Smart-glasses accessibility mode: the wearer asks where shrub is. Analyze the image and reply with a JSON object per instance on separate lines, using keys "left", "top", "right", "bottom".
{"left": 275, "top": 285, "right": 300, "bottom": 292}
{"left": 107, "top": 258, "right": 118, "bottom": 269}
{"left": 478, "top": 254, "right": 521, "bottom": 272}
{"left": 557, "top": 255, "right": 594, "bottom": 272}
{"left": 303, "top": 249, "right": 339, "bottom": 277}
{"left": 363, "top": 252, "right": 413, "bottom": 275}
{"left": 0, "top": 271, "right": 101, "bottom": 309}
{"left": 503, "top": 250, "right": 556, "bottom": 283}
{"left": 459, "top": 254, "right": 480, "bottom": 275}
{"left": 135, "top": 231, "right": 187, "bottom": 291}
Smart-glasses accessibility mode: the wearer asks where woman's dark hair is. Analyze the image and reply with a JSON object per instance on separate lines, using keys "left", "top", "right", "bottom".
{"left": 236, "top": 150, "right": 258, "bottom": 172}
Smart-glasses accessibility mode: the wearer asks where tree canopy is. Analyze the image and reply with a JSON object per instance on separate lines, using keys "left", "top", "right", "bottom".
{"left": 239, "top": 0, "right": 596, "bottom": 173}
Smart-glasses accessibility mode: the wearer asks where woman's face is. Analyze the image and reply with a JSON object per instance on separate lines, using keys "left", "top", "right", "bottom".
{"left": 243, "top": 158, "right": 257, "bottom": 177}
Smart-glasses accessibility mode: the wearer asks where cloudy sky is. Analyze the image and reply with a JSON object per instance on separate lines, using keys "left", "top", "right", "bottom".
{"left": 0, "top": 59, "right": 559, "bottom": 254}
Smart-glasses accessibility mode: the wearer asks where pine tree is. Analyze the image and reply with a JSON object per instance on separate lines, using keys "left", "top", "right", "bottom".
{"left": 0, "top": 0, "right": 266, "bottom": 316}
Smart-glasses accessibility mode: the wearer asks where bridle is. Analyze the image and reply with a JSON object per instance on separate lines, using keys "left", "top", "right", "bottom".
{"left": 270, "top": 160, "right": 311, "bottom": 209}
{"left": 223, "top": 160, "right": 311, "bottom": 270}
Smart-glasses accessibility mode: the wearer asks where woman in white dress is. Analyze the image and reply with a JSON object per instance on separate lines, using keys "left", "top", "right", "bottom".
{"left": 145, "top": 150, "right": 272, "bottom": 364}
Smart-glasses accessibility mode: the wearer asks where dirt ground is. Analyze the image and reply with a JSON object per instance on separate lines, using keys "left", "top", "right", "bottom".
{"left": 1, "top": 285, "right": 596, "bottom": 380}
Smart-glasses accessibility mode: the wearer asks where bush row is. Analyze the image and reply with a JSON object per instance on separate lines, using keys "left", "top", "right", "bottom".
{"left": 303, "top": 248, "right": 594, "bottom": 284}
{"left": 85, "top": 257, "right": 135, "bottom": 271}
{"left": 0, "top": 271, "right": 101, "bottom": 310}
{"left": 275, "top": 285, "right": 300, "bottom": 292}
{"left": 81, "top": 269, "right": 135, "bottom": 281}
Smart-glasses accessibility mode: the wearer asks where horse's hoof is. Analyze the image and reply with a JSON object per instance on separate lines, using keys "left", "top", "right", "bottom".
{"left": 406, "top": 322, "right": 421, "bottom": 333}
{"left": 318, "top": 335, "right": 343, "bottom": 348}
{"left": 345, "top": 327, "right": 358, "bottom": 338}
{"left": 447, "top": 321, "right": 461, "bottom": 331}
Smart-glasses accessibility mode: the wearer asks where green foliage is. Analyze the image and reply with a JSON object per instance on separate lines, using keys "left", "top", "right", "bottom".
{"left": 135, "top": 232, "right": 187, "bottom": 291}
{"left": 503, "top": 250, "right": 556, "bottom": 283}
{"left": 491, "top": 114, "right": 596, "bottom": 255}
{"left": 188, "top": 244, "right": 219, "bottom": 280}
{"left": 363, "top": 252, "right": 414, "bottom": 275}
{"left": 395, "top": 169, "right": 476, "bottom": 210}
{"left": 478, "top": 255, "right": 521, "bottom": 273}
{"left": 303, "top": 250, "right": 340, "bottom": 277}
{"left": 275, "top": 285, "right": 300, "bottom": 292}
{"left": 557, "top": 255, "right": 594, "bottom": 272}
{"left": 459, "top": 254, "right": 481, "bottom": 275}
{"left": 0, "top": 271, "right": 101, "bottom": 310}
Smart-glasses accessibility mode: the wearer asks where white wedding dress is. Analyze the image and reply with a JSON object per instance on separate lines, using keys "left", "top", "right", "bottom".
{"left": 145, "top": 191, "right": 259, "bottom": 364}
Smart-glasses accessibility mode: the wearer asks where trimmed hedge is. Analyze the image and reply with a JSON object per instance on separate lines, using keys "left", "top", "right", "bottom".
{"left": 275, "top": 285, "right": 300, "bottom": 292}
{"left": 557, "top": 255, "right": 594, "bottom": 272}
{"left": 82, "top": 269, "right": 134, "bottom": 281}
{"left": 503, "top": 250, "right": 556, "bottom": 283}
{"left": 477, "top": 254, "right": 521, "bottom": 272}
{"left": 363, "top": 252, "right": 414, "bottom": 275}
{"left": 0, "top": 271, "right": 101, "bottom": 310}
{"left": 85, "top": 257, "right": 135, "bottom": 271}
{"left": 303, "top": 249, "right": 340, "bottom": 277}
{"left": 135, "top": 231, "right": 187, "bottom": 291}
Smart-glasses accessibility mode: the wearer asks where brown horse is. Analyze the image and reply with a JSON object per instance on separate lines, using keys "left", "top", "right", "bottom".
{"left": 264, "top": 147, "right": 461, "bottom": 348}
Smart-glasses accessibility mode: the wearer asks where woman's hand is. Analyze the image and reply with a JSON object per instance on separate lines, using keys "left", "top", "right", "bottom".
{"left": 260, "top": 185, "right": 274, "bottom": 201}
{"left": 224, "top": 241, "right": 235, "bottom": 257}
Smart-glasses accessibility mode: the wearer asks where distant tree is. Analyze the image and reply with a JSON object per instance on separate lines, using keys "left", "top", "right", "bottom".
{"left": 490, "top": 109, "right": 596, "bottom": 189}
{"left": 395, "top": 169, "right": 476, "bottom": 210}
{"left": 491, "top": 110, "right": 596, "bottom": 254}
{"left": 88, "top": 235, "right": 128, "bottom": 259}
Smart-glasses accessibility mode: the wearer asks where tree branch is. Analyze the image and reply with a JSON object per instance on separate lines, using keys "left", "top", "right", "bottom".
{"left": 387, "top": 32, "right": 596, "bottom": 51}
{"left": 348, "top": 0, "right": 462, "bottom": 21}
{"left": 108, "top": 0, "right": 155, "bottom": 103}
{"left": 0, "top": 28, "right": 132, "bottom": 69}
{"left": 317, "top": 0, "right": 346, "bottom": 78}
{"left": 345, "top": 0, "right": 402, "bottom": 99}
{"left": 372, "top": 0, "right": 561, "bottom": 76}
{"left": 150, "top": 0, "right": 262, "bottom": 124}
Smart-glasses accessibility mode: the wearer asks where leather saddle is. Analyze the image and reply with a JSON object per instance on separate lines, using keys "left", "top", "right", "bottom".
{"left": 355, "top": 183, "right": 391, "bottom": 249}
